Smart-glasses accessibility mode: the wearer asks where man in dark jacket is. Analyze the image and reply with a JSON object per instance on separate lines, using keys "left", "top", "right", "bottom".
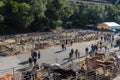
{"left": 33, "top": 57, "right": 37, "bottom": 65}
{"left": 38, "top": 50, "right": 41, "bottom": 59}
{"left": 28, "top": 57, "right": 33, "bottom": 67}
{"left": 34, "top": 51, "right": 37, "bottom": 59}
{"left": 85, "top": 47, "right": 89, "bottom": 56}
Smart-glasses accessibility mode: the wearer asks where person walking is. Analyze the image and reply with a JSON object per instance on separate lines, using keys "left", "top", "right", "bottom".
{"left": 33, "top": 51, "right": 37, "bottom": 59}
{"left": 66, "top": 39, "right": 68, "bottom": 45}
{"left": 85, "top": 47, "right": 89, "bottom": 56}
{"left": 28, "top": 57, "right": 33, "bottom": 68}
{"left": 64, "top": 45, "right": 66, "bottom": 51}
{"left": 38, "top": 50, "right": 41, "bottom": 59}
{"left": 68, "top": 49, "right": 74, "bottom": 61}
{"left": 31, "top": 51, "right": 34, "bottom": 59}
{"left": 71, "top": 48, "right": 74, "bottom": 55}
{"left": 78, "top": 51, "right": 80, "bottom": 58}
{"left": 33, "top": 57, "right": 37, "bottom": 65}
{"left": 94, "top": 45, "right": 98, "bottom": 52}
{"left": 75, "top": 49, "right": 78, "bottom": 58}
{"left": 61, "top": 43, "right": 65, "bottom": 51}
{"left": 69, "top": 52, "right": 72, "bottom": 59}
{"left": 69, "top": 52, "right": 73, "bottom": 61}
{"left": 70, "top": 40, "right": 73, "bottom": 46}
{"left": 104, "top": 45, "right": 107, "bottom": 53}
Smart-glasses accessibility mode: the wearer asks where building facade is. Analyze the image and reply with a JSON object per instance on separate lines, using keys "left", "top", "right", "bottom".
{"left": 70, "top": 0, "right": 120, "bottom": 5}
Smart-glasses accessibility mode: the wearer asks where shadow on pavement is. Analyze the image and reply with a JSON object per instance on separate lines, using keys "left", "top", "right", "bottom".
{"left": 63, "top": 57, "right": 69, "bottom": 61}
{"left": 16, "top": 67, "right": 30, "bottom": 72}
{"left": 19, "top": 61, "right": 28, "bottom": 65}
{"left": 54, "top": 50, "right": 63, "bottom": 53}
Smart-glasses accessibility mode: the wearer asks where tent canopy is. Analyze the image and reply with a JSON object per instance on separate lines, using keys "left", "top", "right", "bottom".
{"left": 97, "top": 22, "right": 120, "bottom": 30}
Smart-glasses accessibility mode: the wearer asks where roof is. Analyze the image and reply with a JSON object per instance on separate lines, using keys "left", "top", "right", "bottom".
{"left": 104, "top": 22, "right": 120, "bottom": 27}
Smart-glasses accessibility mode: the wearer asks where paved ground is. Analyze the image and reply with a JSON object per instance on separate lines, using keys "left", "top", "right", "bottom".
{"left": 0, "top": 39, "right": 119, "bottom": 75}
{"left": 0, "top": 41, "right": 96, "bottom": 68}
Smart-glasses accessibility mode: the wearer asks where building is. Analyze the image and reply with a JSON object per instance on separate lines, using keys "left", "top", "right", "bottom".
{"left": 70, "top": 0, "right": 120, "bottom": 5}
{"left": 107, "top": 0, "right": 120, "bottom": 5}
{"left": 97, "top": 22, "right": 120, "bottom": 32}
{"left": 70, "top": 0, "right": 110, "bottom": 5}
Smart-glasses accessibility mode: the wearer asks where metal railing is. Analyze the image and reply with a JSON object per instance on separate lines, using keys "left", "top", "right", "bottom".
{"left": 0, "top": 62, "right": 119, "bottom": 80}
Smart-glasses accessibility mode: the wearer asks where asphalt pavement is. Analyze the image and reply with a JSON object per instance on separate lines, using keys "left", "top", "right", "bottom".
{"left": 0, "top": 39, "right": 119, "bottom": 75}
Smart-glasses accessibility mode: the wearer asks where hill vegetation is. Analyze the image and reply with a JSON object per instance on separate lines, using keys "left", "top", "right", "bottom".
{"left": 0, "top": 0, "right": 120, "bottom": 34}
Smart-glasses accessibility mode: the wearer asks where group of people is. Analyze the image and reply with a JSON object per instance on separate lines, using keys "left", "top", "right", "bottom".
{"left": 69, "top": 48, "right": 80, "bottom": 61}
{"left": 87, "top": 33, "right": 116, "bottom": 57}
{"left": 65, "top": 40, "right": 73, "bottom": 46}
{"left": 61, "top": 40, "right": 73, "bottom": 51}
{"left": 21, "top": 50, "right": 41, "bottom": 80}
{"left": 28, "top": 50, "right": 41, "bottom": 68}
{"left": 61, "top": 44, "right": 66, "bottom": 51}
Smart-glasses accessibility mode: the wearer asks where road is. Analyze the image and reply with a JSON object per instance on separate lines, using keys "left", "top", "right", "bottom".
{"left": 0, "top": 39, "right": 119, "bottom": 75}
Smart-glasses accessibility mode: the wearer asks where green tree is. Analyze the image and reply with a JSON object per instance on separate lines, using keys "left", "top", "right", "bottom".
{"left": 2, "top": 1, "right": 34, "bottom": 33}
{"left": 17, "top": 3, "right": 34, "bottom": 29}
{"left": 105, "top": 4, "right": 119, "bottom": 21}
{"left": 67, "top": 1, "right": 79, "bottom": 28}
{"left": 0, "top": 1, "right": 5, "bottom": 19}
{"left": 87, "top": 4, "right": 108, "bottom": 24}
{"left": 28, "top": 0, "right": 47, "bottom": 31}
{"left": 0, "top": 14, "right": 5, "bottom": 34}
{"left": 78, "top": 3, "right": 90, "bottom": 27}
{"left": 0, "top": 14, "right": 4, "bottom": 22}
{"left": 45, "top": 0, "right": 76, "bottom": 29}
{"left": 115, "top": 4, "right": 120, "bottom": 24}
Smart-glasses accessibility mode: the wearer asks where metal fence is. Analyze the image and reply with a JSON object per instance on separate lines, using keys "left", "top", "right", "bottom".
{"left": 0, "top": 65, "right": 29, "bottom": 80}
{"left": 0, "top": 60, "right": 120, "bottom": 80}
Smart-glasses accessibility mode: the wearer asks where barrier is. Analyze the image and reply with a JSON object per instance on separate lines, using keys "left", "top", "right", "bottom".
{"left": 0, "top": 30, "right": 101, "bottom": 56}
{"left": 0, "top": 59, "right": 119, "bottom": 80}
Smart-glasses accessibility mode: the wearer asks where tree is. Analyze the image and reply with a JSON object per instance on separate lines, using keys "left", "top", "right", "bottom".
{"left": 0, "top": 0, "right": 120, "bottom": 34}
{"left": 45, "top": 0, "right": 76, "bottom": 29}
{"left": 68, "top": 1, "right": 79, "bottom": 28}
{"left": 2, "top": 1, "right": 34, "bottom": 33}
{"left": 105, "top": 4, "right": 119, "bottom": 21}
{"left": 0, "top": 14, "right": 4, "bottom": 22}
{"left": 28, "top": 0, "right": 47, "bottom": 31}
{"left": 78, "top": 3, "right": 90, "bottom": 27}
{"left": 87, "top": 4, "right": 108, "bottom": 24}
{"left": 115, "top": 4, "right": 120, "bottom": 24}
{"left": 0, "top": 1, "right": 5, "bottom": 20}
{"left": 17, "top": 3, "right": 34, "bottom": 29}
